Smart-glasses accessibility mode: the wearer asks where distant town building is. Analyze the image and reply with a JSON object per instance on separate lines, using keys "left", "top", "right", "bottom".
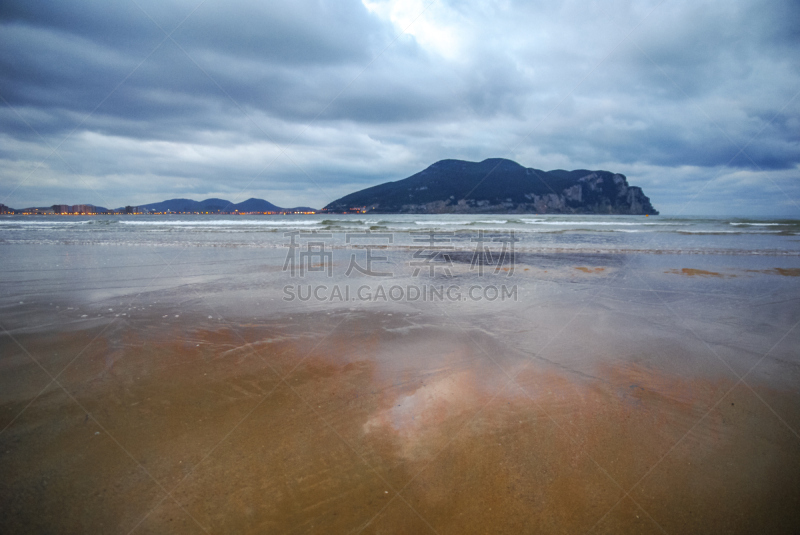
{"left": 48, "top": 204, "right": 102, "bottom": 214}
{"left": 21, "top": 207, "right": 54, "bottom": 215}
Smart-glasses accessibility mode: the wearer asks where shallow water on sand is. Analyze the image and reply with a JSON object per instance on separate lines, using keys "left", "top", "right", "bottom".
{"left": 1, "top": 240, "right": 800, "bottom": 533}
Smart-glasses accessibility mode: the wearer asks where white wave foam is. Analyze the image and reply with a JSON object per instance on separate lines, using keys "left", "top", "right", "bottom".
{"left": 0, "top": 220, "right": 93, "bottom": 226}
{"left": 120, "top": 219, "right": 321, "bottom": 226}
{"left": 679, "top": 230, "right": 783, "bottom": 234}
{"left": 413, "top": 221, "right": 477, "bottom": 225}
{"left": 520, "top": 220, "right": 681, "bottom": 226}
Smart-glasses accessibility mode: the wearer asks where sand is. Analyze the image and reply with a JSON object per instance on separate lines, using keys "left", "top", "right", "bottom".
{"left": 1, "top": 250, "right": 800, "bottom": 533}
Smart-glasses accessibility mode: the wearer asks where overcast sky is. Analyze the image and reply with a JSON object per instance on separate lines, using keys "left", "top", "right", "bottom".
{"left": 1, "top": 0, "right": 798, "bottom": 214}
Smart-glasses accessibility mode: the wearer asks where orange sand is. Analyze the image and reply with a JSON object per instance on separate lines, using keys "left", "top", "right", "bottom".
{"left": 1, "top": 316, "right": 799, "bottom": 534}
{"left": 575, "top": 267, "right": 606, "bottom": 274}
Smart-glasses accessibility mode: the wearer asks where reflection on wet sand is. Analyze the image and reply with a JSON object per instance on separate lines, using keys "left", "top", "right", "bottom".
{"left": 665, "top": 268, "right": 733, "bottom": 278}
{"left": 746, "top": 268, "right": 800, "bottom": 277}
{"left": 2, "top": 307, "right": 799, "bottom": 534}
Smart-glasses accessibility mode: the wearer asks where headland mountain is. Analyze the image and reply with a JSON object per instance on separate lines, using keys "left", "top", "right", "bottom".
{"left": 3, "top": 158, "right": 657, "bottom": 215}
{"left": 324, "top": 158, "right": 658, "bottom": 215}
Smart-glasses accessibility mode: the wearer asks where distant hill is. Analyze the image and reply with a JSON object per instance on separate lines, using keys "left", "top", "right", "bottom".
{"left": 324, "top": 158, "right": 658, "bottom": 215}
{"left": 1, "top": 198, "right": 316, "bottom": 214}
{"left": 134, "top": 198, "right": 315, "bottom": 213}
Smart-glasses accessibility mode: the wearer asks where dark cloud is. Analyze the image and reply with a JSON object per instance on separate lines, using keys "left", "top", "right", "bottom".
{"left": 0, "top": 0, "right": 798, "bottom": 213}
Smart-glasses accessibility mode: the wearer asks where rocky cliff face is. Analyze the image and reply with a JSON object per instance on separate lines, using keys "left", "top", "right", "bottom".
{"left": 325, "top": 159, "right": 658, "bottom": 215}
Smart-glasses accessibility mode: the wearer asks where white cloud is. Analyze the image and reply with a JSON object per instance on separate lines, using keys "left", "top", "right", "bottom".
{"left": 362, "top": 0, "right": 465, "bottom": 60}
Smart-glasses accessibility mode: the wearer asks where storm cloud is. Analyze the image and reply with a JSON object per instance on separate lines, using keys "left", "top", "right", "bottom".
{"left": 1, "top": 0, "right": 798, "bottom": 214}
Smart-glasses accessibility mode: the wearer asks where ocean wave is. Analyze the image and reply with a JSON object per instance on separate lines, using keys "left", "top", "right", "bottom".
{"left": 413, "top": 220, "right": 480, "bottom": 226}
{"left": 119, "top": 219, "right": 321, "bottom": 226}
{"left": 408, "top": 220, "right": 508, "bottom": 227}
{"left": 319, "top": 219, "right": 368, "bottom": 226}
{"left": 0, "top": 220, "right": 94, "bottom": 226}
{"left": 677, "top": 230, "right": 785, "bottom": 235}
{"left": 519, "top": 220, "right": 683, "bottom": 226}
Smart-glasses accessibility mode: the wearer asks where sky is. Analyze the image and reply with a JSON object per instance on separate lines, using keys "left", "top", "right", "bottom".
{"left": 0, "top": 0, "right": 798, "bottom": 215}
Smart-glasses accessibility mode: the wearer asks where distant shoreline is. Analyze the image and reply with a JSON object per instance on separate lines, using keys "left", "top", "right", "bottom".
{"left": 0, "top": 210, "right": 318, "bottom": 216}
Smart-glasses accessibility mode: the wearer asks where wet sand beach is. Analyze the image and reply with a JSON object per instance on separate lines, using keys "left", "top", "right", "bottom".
{"left": 2, "top": 243, "right": 800, "bottom": 533}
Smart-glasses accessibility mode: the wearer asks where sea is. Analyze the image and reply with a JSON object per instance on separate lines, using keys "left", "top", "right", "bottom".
{"left": 1, "top": 213, "right": 799, "bottom": 255}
